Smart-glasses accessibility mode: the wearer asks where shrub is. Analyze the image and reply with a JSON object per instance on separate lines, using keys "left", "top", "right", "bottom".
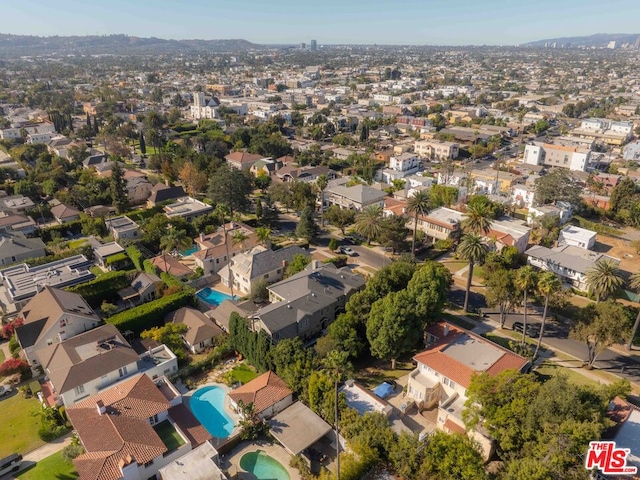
{"left": 434, "top": 239, "right": 453, "bottom": 250}
{"left": 61, "top": 443, "right": 84, "bottom": 463}
{"left": 8, "top": 334, "right": 20, "bottom": 357}
{"left": 126, "top": 245, "right": 144, "bottom": 271}
{"left": 0, "top": 358, "right": 29, "bottom": 376}
{"left": 328, "top": 238, "right": 338, "bottom": 251}
{"left": 39, "top": 219, "right": 84, "bottom": 243}
{"left": 101, "top": 301, "right": 118, "bottom": 315}
{"left": 322, "top": 255, "right": 348, "bottom": 268}
{"left": 106, "top": 290, "right": 195, "bottom": 335}
{"left": 35, "top": 405, "right": 70, "bottom": 441}
{"left": 143, "top": 259, "right": 159, "bottom": 275}
{"left": 2, "top": 317, "right": 23, "bottom": 339}
{"left": 105, "top": 252, "right": 131, "bottom": 270}
{"left": 67, "top": 270, "right": 130, "bottom": 307}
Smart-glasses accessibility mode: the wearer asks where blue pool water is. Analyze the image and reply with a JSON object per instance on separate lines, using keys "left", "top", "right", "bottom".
{"left": 181, "top": 245, "right": 198, "bottom": 256}
{"left": 240, "top": 451, "right": 290, "bottom": 480}
{"left": 196, "top": 287, "right": 237, "bottom": 306}
{"left": 189, "top": 386, "right": 235, "bottom": 438}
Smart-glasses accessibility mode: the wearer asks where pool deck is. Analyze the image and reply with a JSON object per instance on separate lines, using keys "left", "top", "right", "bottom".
{"left": 183, "top": 382, "right": 242, "bottom": 442}
{"left": 222, "top": 440, "right": 303, "bottom": 480}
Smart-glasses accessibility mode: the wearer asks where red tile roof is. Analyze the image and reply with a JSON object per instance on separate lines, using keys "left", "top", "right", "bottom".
{"left": 444, "top": 418, "right": 467, "bottom": 435}
{"left": 414, "top": 322, "right": 529, "bottom": 389}
{"left": 228, "top": 371, "right": 292, "bottom": 414}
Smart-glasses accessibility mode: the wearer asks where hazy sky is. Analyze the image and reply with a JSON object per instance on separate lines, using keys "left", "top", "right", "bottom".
{"left": 2, "top": 0, "right": 639, "bottom": 45}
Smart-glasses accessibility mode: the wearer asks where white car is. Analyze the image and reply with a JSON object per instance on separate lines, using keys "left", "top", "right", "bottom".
{"left": 0, "top": 385, "right": 13, "bottom": 397}
{"left": 339, "top": 246, "right": 357, "bottom": 257}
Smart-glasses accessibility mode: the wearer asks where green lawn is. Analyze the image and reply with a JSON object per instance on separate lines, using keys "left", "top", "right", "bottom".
{"left": 16, "top": 451, "right": 77, "bottom": 480}
{"left": 153, "top": 420, "right": 185, "bottom": 452}
{"left": 441, "top": 312, "right": 477, "bottom": 331}
{"left": 231, "top": 364, "right": 259, "bottom": 384}
{"left": 534, "top": 361, "right": 602, "bottom": 389}
{"left": 0, "top": 394, "right": 45, "bottom": 457}
{"left": 354, "top": 360, "right": 414, "bottom": 389}
{"left": 67, "top": 239, "right": 89, "bottom": 250}
{"left": 89, "top": 266, "right": 106, "bottom": 277}
{"left": 441, "top": 261, "right": 467, "bottom": 274}
{"left": 0, "top": 347, "right": 5, "bottom": 363}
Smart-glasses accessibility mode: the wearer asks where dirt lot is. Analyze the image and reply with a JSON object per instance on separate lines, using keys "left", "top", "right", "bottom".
{"left": 592, "top": 234, "right": 640, "bottom": 275}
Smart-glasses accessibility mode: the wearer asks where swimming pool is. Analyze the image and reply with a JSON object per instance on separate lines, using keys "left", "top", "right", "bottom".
{"left": 196, "top": 287, "right": 237, "bottom": 306}
{"left": 189, "top": 386, "right": 235, "bottom": 438}
{"left": 181, "top": 245, "right": 198, "bottom": 257}
{"left": 240, "top": 451, "right": 290, "bottom": 480}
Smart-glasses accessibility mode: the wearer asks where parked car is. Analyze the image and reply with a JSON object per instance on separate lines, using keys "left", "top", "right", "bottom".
{"left": 0, "top": 385, "right": 13, "bottom": 397}
{"left": 512, "top": 321, "right": 539, "bottom": 337}
{"left": 338, "top": 246, "right": 357, "bottom": 257}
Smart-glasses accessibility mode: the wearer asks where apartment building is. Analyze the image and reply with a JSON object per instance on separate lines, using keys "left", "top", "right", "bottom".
{"left": 523, "top": 142, "right": 591, "bottom": 171}
{"left": 414, "top": 140, "right": 460, "bottom": 160}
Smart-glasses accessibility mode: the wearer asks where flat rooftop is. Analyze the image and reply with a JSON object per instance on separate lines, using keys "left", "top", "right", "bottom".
{"left": 560, "top": 225, "right": 596, "bottom": 241}
{"left": 441, "top": 334, "right": 504, "bottom": 372}
{"left": 158, "top": 441, "right": 226, "bottom": 480}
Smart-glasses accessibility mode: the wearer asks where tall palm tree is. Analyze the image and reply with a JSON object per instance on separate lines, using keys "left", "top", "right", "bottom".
{"left": 354, "top": 205, "right": 384, "bottom": 245}
{"left": 159, "top": 227, "right": 192, "bottom": 273}
{"left": 316, "top": 174, "right": 329, "bottom": 227}
{"left": 515, "top": 266, "right": 539, "bottom": 346}
{"left": 406, "top": 190, "right": 431, "bottom": 257}
{"left": 585, "top": 259, "right": 624, "bottom": 303}
{"left": 627, "top": 271, "right": 640, "bottom": 351}
{"left": 461, "top": 202, "right": 492, "bottom": 235}
{"left": 232, "top": 230, "right": 249, "bottom": 250}
{"left": 534, "top": 271, "right": 561, "bottom": 359}
{"left": 256, "top": 227, "right": 271, "bottom": 248}
{"left": 457, "top": 233, "right": 488, "bottom": 313}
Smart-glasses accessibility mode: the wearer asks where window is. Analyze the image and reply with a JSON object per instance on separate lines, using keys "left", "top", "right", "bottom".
{"left": 144, "top": 460, "right": 154, "bottom": 468}
{"left": 149, "top": 414, "right": 158, "bottom": 425}
{"left": 74, "top": 385, "right": 85, "bottom": 395}
{"left": 118, "top": 366, "right": 128, "bottom": 378}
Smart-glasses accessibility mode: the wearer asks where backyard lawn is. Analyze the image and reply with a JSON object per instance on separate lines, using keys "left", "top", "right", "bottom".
{"left": 16, "top": 451, "right": 77, "bottom": 480}
{"left": 231, "top": 364, "right": 259, "bottom": 384}
{"left": 354, "top": 360, "right": 414, "bottom": 389}
{"left": 153, "top": 420, "right": 185, "bottom": 452}
{"left": 0, "top": 394, "right": 44, "bottom": 457}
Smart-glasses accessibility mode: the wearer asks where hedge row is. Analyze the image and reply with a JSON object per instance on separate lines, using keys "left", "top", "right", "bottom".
{"left": 106, "top": 290, "right": 195, "bottom": 335}
{"left": 40, "top": 219, "right": 84, "bottom": 243}
{"left": 67, "top": 270, "right": 130, "bottom": 307}
{"left": 25, "top": 246, "right": 92, "bottom": 267}
{"left": 126, "top": 245, "right": 144, "bottom": 271}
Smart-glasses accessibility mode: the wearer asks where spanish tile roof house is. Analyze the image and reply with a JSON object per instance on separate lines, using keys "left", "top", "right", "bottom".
{"left": 228, "top": 371, "right": 293, "bottom": 419}
{"left": 168, "top": 307, "right": 223, "bottom": 354}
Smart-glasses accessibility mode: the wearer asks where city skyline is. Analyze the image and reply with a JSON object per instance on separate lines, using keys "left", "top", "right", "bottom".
{"left": 2, "top": 0, "right": 640, "bottom": 46}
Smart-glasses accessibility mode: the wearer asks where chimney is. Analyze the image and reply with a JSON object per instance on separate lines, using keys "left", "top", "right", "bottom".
{"left": 443, "top": 323, "right": 450, "bottom": 337}
{"left": 96, "top": 400, "right": 106, "bottom": 415}
{"left": 200, "top": 232, "right": 204, "bottom": 241}
{"left": 281, "top": 259, "right": 288, "bottom": 270}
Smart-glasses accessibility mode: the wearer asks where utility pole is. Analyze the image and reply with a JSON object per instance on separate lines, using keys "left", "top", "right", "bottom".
{"left": 220, "top": 210, "right": 235, "bottom": 299}
{"left": 335, "top": 377, "right": 340, "bottom": 480}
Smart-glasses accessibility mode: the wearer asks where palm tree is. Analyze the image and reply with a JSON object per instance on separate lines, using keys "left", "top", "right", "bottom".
{"left": 627, "top": 271, "right": 640, "bottom": 351}
{"left": 457, "top": 234, "right": 488, "bottom": 313}
{"left": 159, "top": 227, "right": 192, "bottom": 273}
{"left": 534, "top": 271, "right": 561, "bottom": 359}
{"left": 256, "top": 227, "right": 271, "bottom": 248}
{"left": 515, "top": 266, "right": 539, "bottom": 346}
{"left": 461, "top": 202, "right": 492, "bottom": 235}
{"left": 585, "top": 259, "right": 624, "bottom": 302}
{"left": 354, "top": 205, "right": 384, "bottom": 245}
{"left": 406, "top": 190, "right": 431, "bottom": 258}
{"left": 232, "top": 230, "right": 249, "bottom": 250}
{"left": 316, "top": 174, "right": 329, "bottom": 227}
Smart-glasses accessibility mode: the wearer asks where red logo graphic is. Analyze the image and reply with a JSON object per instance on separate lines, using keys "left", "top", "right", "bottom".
{"left": 585, "top": 441, "right": 638, "bottom": 475}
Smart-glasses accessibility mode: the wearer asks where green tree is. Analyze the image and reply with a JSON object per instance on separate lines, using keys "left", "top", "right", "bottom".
{"left": 429, "top": 184, "right": 458, "bottom": 207}
{"left": 585, "top": 259, "right": 624, "bottom": 302}
{"left": 533, "top": 169, "right": 582, "bottom": 206}
{"left": 141, "top": 323, "right": 189, "bottom": 360}
{"left": 316, "top": 174, "right": 329, "bottom": 226}
{"left": 324, "top": 205, "right": 356, "bottom": 235}
{"left": 256, "top": 226, "right": 271, "bottom": 247}
{"left": 296, "top": 205, "right": 317, "bottom": 241}
{"left": 515, "top": 265, "right": 539, "bottom": 346}
{"left": 109, "top": 161, "right": 128, "bottom": 214}
{"left": 610, "top": 177, "right": 638, "bottom": 213}
{"left": 571, "top": 301, "right": 634, "bottom": 368}
{"left": 406, "top": 261, "right": 451, "bottom": 322}
{"left": 485, "top": 267, "right": 519, "bottom": 328}
{"left": 207, "top": 165, "right": 254, "bottom": 215}
{"left": 378, "top": 214, "right": 408, "bottom": 254}
{"left": 406, "top": 190, "right": 431, "bottom": 257}
{"left": 268, "top": 337, "right": 314, "bottom": 395}
{"left": 418, "top": 431, "right": 488, "bottom": 480}
{"left": 457, "top": 233, "right": 488, "bottom": 312}
{"left": 534, "top": 271, "right": 561, "bottom": 359}
{"left": 367, "top": 290, "right": 421, "bottom": 369}
{"left": 328, "top": 237, "right": 339, "bottom": 251}
{"left": 286, "top": 254, "right": 311, "bottom": 277}
{"left": 139, "top": 131, "right": 146, "bottom": 155}
{"left": 354, "top": 205, "right": 384, "bottom": 244}
{"left": 160, "top": 227, "right": 192, "bottom": 254}
{"left": 627, "top": 271, "right": 640, "bottom": 350}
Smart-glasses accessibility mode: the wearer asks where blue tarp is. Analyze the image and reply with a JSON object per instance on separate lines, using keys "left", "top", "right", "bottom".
{"left": 373, "top": 382, "right": 394, "bottom": 399}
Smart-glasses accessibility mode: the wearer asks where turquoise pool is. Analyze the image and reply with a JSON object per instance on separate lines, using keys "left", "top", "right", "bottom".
{"left": 240, "top": 451, "right": 290, "bottom": 480}
{"left": 181, "top": 245, "right": 198, "bottom": 256}
{"left": 189, "top": 386, "right": 235, "bottom": 438}
{"left": 196, "top": 287, "right": 237, "bottom": 306}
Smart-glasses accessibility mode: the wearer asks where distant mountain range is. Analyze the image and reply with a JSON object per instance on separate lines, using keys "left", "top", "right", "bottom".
{"left": 0, "top": 33, "right": 262, "bottom": 56}
{"left": 521, "top": 33, "right": 640, "bottom": 48}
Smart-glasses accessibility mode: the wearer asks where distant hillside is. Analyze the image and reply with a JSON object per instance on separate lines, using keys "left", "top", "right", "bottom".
{"left": 0, "top": 33, "right": 262, "bottom": 56}
{"left": 521, "top": 33, "right": 640, "bottom": 48}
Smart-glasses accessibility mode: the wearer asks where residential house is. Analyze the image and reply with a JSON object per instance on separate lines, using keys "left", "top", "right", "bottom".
{"left": 250, "top": 158, "right": 281, "bottom": 177}
{"left": 147, "top": 184, "right": 186, "bottom": 208}
{"left": 407, "top": 322, "right": 529, "bottom": 459}
{"left": 0, "top": 231, "right": 46, "bottom": 266}
{"left": 119, "top": 272, "right": 161, "bottom": 305}
{"left": 486, "top": 217, "right": 531, "bottom": 254}
{"left": 207, "top": 299, "right": 258, "bottom": 333}
{"left": 511, "top": 184, "right": 536, "bottom": 209}
{"left": 228, "top": 371, "right": 293, "bottom": 420}
{"left": 68, "top": 374, "right": 211, "bottom": 480}
{"left": 37, "top": 323, "right": 178, "bottom": 406}
{"left": 0, "top": 195, "right": 35, "bottom": 214}
{"left": 14, "top": 286, "right": 100, "bottom": 366}
{"left": 470, "top": 168, "right": 520, "bottom": 195}
{"left": 105, "top": 216, "right": 141, "bottom": 241}
{"left": 414, "top": 140, "right": 460, "bottom": 160}
{"left": 168, "top": 307, "right": 223, "bottom": 354}
{"left": 0, "top": 212, "right": 38, "bottom": 235}
{"left": 0, "top": 255, "right": 95, "bottom": 313}
{"left": 225, "top": 151, "right": 265, "bottom": 170}
{"left": 411, "top": 207, "right": 463, "bottom": 242}
{"left": 558, "top": 225, "right": 596, "bottom": 250}
{"left": 83, "top": 153, "right": 108, "bottom": 169}
{"left": 600, "top": 397, "right": 640, "bottom": 478}
{"left": 93, "top": 242, "right": 126, "bottom": 270}
{"left": 50, "top": 203, "right": 81, "bottom": 224}
{"left": 276, "top": 165, "right": 336, "bottom": 183}
{"left": 151, "top": 254, "right": 193, "bottom": 278}
{"left": 164, "top": 197, "right": 213, "bottom": 222}
{"left": 219, "top": 245, "right": 308, "bottom": 296}
{"left": 158, "top": 441, "right": 228, "bottom": 480}
{"left": 527, "top": 202, "right": 573, "bottom": 226}
{"left": 324, "top": 182, "right": 386, "bottom": 211}
{"left": 623, "top": 141, "right": 640, "bottom": 162}
{"left": 192, "top": 223, "right": 259, "bottom": 276}
{"left": 252, "top": 263, "right": 365, "bottom": 342}
{"left": 525, "top": 244, "right": 620, "bottom": 290}
{"left": 126, "top": 176, "right": 153, "bottom": 205}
